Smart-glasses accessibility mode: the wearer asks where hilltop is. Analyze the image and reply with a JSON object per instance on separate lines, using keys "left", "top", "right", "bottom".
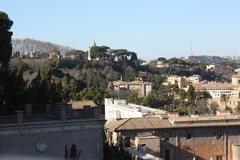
{"left": 12, "top": 38, "right": 72, "bottom": 56}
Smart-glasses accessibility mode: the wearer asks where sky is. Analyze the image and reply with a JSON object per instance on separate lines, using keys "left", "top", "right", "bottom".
{"left": 1, "top": 0, "right": 240, "bottom": 60}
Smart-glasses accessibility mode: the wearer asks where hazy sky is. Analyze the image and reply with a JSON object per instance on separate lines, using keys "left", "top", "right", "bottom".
{"left": 1, "top": 0, "right": 240, "bottom": 60}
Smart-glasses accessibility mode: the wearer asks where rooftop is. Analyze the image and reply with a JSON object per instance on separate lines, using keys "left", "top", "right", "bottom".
{"left": 113, "top": 80, "right": 152, "bottom": 85}
{"left": 192, "top": 83, "right": 233, "bottom": 90}
{"left": 106, "top": 114, "right": 240, "bottom": 131}
{"left": 105, "top": 98, "right": 166, "bottom": 115}
{"left": 232, "top": 73, "right": 240, "bottom": 78}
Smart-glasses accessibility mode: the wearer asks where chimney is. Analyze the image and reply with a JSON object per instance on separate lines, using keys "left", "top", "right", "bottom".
{"left": 25, "top": 104, "right": 32, "bottom": 116}
{"left": 15, "top": 110, "right": 24, "bottom": 123}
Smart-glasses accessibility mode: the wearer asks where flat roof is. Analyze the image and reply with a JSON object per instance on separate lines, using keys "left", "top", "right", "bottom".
{"left": 105, "top": 99, "right": 166, "bottom": 115}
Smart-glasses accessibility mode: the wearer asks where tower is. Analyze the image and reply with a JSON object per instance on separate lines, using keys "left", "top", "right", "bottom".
{"left": 88, "top": 46, "right": 92, "bottom": 61}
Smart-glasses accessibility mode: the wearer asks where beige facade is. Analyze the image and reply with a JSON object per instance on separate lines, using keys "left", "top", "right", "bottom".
{"left": 167, "top": 75, "right": 187, "bottom": 89}
{"left": 208, "top": 89, "right": 240, "bottom": 111}
{"left": 232, "top": 73, "right": 240, "bottom": 86}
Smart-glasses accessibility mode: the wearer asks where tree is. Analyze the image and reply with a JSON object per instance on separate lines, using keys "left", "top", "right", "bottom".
{"left": 79, "top": 87, "right": 104, "bottom": 106}
{"left": 126, "top": 91, "right": 142, "bottom": 105}
{"left": 210, "top": 102, "right": 219, "bottom": 114}
{"left": 0, "top": 11, "right": 13, "bottom": 70}
{"left": 186, "top": 85, "right": 195, "bottom": 104}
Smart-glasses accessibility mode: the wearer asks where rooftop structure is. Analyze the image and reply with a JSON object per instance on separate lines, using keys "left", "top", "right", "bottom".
{"left": 104, "top": 98, "right": 166, "bottom": 123}
{"left": 105, "top": 113, "right": 240, "bottom": 160}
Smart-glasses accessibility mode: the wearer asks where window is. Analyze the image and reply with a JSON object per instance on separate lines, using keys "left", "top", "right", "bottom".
{"left": 186, "top": 130, "right": 192, "bottom": 139}
{"left": 216, "top": 155, "right": 223, "bottom": 160}
{"left": 124, "top": 136, "right": 130, "bottom": 148}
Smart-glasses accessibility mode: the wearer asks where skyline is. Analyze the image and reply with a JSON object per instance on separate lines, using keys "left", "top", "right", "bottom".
{"left": 1, "top": 1, "right": 240, "bottom": 59}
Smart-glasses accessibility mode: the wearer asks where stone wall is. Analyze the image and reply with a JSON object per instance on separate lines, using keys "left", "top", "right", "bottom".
{"left": 0, "top": 119, "right": 104, "bottom": 160}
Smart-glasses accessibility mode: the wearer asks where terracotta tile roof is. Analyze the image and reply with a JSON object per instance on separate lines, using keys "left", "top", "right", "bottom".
{"left": 106, "top": 115, "right": 240, "bottom": 131}
{"left": 192, "top": 83, "right": 233, "bottom": 90}
{"left": 105, "top": 117, "right": 173, "bottom": 131}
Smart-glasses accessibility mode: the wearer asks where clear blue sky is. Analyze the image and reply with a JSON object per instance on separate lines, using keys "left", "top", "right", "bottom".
{"left": 1, "top": 0, "right": 240, "bottom": 60}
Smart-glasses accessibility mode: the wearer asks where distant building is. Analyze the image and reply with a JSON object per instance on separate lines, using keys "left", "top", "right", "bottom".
{"left": 166, "top": 75, "right": 187, "bottom": 89}
{"left": 206, "top": 64, "right": 216, "bottom": 71}
{"left": 0, "top": 104, "right": 105, "bottom": 160}
{"left": 105, "top": 113, "right": 240, "bottom": 160}
{"left": 193, "top": 82, "right": 233, "bottom": 99}
{"left": 155, "top": 61, "right": 169, "bottom": 68}
{"left": 49, "top": 48, "right": 61, "bottom": 60}
{"left": 192, "top": 73, "right": 240, "bottom": 99}
{"left": 234, "top": 68, "right": 240, "bottom": 73}
{"left": 232, "top": 73, "right": 240, "bottom": 86}
{"left": 186, "top": 74, "right": 201, "bottom": 84}
{"left": 109, "top": 80, "right": 152, "bottom": 97}
{"left": 104, "top": 98, "right": 166, "bottom": 123}
{"left": 208, "top": 89, "right": 240, "bottom": 111}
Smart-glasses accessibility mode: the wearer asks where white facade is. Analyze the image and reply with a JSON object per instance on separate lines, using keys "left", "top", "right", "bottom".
{"left": 208, "top": 89, "right": 232, "bottom": 99}
{"left": 105, "top": 98, "right": 166, "bottom": 123}
{"left": 206, "top": 64, "right": 215, "bottom": 71}
{"left": 186, "top": 75, "right": 201, "bottom": 84}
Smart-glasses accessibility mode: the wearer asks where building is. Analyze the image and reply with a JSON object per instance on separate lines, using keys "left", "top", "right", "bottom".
{"left": 234, "top": 68, "right": 240, "bottom": 73}
{"left": 105, "top": 113, "right": 240, "bottom": 160}
{"left": 192, "top": 74, "right": 240, "bottom": 99}
{"left": 109, "top": 80, "right": 152, "bottom": 97}
{"left": 193, "top": 82, "right": 233, "bottom": 99}
{"left": 0, "top": 104, "right": 105, "bottom": 160}
{"left": 186, "top": 75, "right": 201, "bottom": 84}
{"left": 49, "top": 48, "right": 61, "bottom": 60}
{"left": 166, "top": 75, "right": 187, "bottom": 89}
{"left": 104, "top": 98, "right": 166, "bottom": 123}
{"left": 206, "top": 64, "right": 216, "bottom": 71}
{"left": 155, "top": 61, "right": 169, "bottom": 68}
{"left": 232, "top": 73, "right": 240, "bottom": 86}
{"left": 208, "top": 89, "right": 240, "bottom": 111}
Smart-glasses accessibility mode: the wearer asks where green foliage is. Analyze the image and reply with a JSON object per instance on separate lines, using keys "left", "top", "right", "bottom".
{"left": 124, "top": 66, "right": 136, "bottom": 81}
{"left": 0, "top": 11, "right": 13, "bottom": 70}
{"left": 186, "top": 85, "right": 195, "bottom": 103}
{"left": 79, "top": 87, "right": 105, "bottom": 106}
{"left": 90, "top": 46, "right": 109, "bottom": 57}
{"left": 142, "top": 91, "right": 161, "bottom": 108}
{"left": 104, "top": 143, "right": 132, "bottom": 160}
{"left": 126, "top": 91, "right": 142, "bottom": 105}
